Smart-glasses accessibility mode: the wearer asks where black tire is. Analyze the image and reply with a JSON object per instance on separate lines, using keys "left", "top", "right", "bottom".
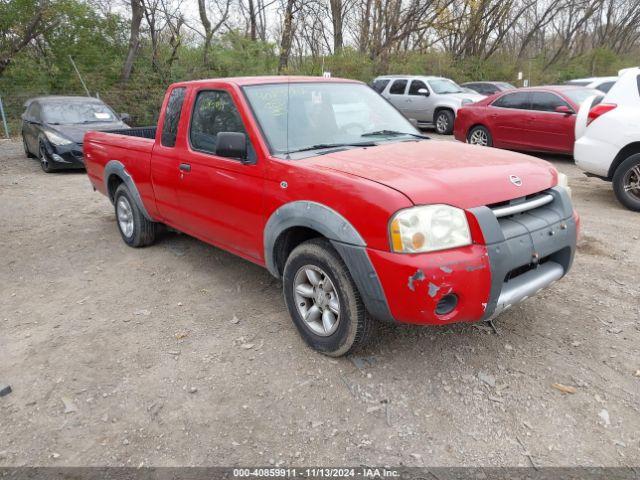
{"left": 283, "top": 238, "right": 374, "bottom": 356}
{"left": 23, "top": 135, "right": 33, "bottom": 158}
{"left": 113, "top": 183, "right": 158, "bottom": 247}
{"left": 467, "top": 125, "right": 493, "bottom": 147}
{"left": 39, "top": 141, "right": 53, "bottom": 173}
{"left": 435, "top": 109, "right": 455, "bottom": 135}
{"left": 612, "top": 153, "right": 640, "bottom": 211}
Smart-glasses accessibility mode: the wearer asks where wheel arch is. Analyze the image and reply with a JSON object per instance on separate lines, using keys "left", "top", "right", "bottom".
{"left": 264, "top": 201, "right": 395, "bottom": 324}
{"left": 608, "top": 142, "right": 640, "bottom": 179}
{"left": 467, "top": 123, "right": 491, "bottom": 140}
{"left": 434, "top": 105, "right": 456, "bottom": 118}
{"left": 103, "top": 160, "right": 155, "bottom": 221}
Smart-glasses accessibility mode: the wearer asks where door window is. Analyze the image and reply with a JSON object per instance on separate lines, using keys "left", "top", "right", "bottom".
{"left": 492, "top": 92, "right": 530, "bottom": 109}
{"left": 190, "top": 90, "right": 247, "bottom": 155}
{"left": 408, "top": 80, "right": 428, "bottom": 96}
{"left": 389, "top": 79, "right": 408, "bottom": 95}
{"left": 161, "top": 87, "right": 186, "bottom": 147}
{"left": 529, "top": 92, "right": 570, "bottom": 112}
{"left": 372, "top": 79, "right": 390, "bottom": 93}
{"left": 597, "top": 81, "right": 614, "bottom": 93}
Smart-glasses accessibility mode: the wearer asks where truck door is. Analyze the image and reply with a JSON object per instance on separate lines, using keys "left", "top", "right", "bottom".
{"left": 406, "top": 80, "right": 431, "bottom": 123}
{"left": 150, "top": 86, "right": 188, "bottom": 225}
{"left": 384, "top": 79, "right": 410, "bottom": 117}
{"left": 173, "top": 88, "right": 265, "bottom": 262}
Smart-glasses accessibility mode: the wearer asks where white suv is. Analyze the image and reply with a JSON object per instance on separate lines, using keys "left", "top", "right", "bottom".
{"left": 372, "top": 75, "right": 484, "bottom": 135}
{"left": 574, "top": 67, "right": 640, "bottom": 211}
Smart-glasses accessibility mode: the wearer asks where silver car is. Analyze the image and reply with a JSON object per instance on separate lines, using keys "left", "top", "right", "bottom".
{"left": 372, "top": 75, "right": 484, "bottom": 134}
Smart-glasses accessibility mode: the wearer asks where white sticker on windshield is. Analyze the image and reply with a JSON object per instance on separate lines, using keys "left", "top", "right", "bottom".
{"left": 94, "top": 112, "right": 110, "bottom": 119}
{"left": 311, "top": 92, "right": 322, "bottom": 104}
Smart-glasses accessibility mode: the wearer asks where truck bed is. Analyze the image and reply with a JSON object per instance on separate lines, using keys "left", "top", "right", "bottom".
{"left": 104, "top": 126, "right": 157, "bottom": 139}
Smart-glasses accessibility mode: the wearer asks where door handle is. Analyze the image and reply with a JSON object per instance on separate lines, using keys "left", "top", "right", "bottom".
{"left": 179, "top": 163, "right": 191, "bottom": 172}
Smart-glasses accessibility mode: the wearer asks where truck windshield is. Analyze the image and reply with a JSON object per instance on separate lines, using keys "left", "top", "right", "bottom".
{"left": 42, "top": 101, "right": 118, "bottom": 124}
{"left": 243, "top": 82, "right": 421, "bottom": 155}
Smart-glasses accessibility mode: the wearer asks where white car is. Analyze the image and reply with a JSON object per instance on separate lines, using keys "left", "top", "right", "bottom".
{"left": 565, "top": 76, "right": 618, "bottom": 94}
{"left": 574, "top": 67, "right": 640, "bottom": 211}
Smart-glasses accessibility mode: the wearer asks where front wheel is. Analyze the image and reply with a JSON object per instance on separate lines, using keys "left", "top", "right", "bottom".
{"left": 114, "top": 183, "right": 158, "bottom": 247}
{"left": 613, "top": 153, "right": 640, "bottom": 211}
{"left": 39, "top": 142, "right": 52, "bottom": 173}
{"left": 283, "top": 238, "right": 374, "bottom": 356}
{"left": 435, "top": 110, "right": 455, "bottom": 135}
{"left": 467, "top": 125, "right": 493, "bottom": 147}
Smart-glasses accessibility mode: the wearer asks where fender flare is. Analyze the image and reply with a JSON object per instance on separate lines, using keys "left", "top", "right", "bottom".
{"left": 264, "top": 201, "right": 395, "bottom": 324}
{"left": 103, "top": 160, "right": 155, "bottom": 221}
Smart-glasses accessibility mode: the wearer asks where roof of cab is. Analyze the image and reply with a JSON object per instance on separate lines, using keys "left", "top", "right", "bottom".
{"left": 171, "top": 76, "right": 363, "bottom": 88}
{"left": 24, "top": 95, "right": 105, "bottom": 107}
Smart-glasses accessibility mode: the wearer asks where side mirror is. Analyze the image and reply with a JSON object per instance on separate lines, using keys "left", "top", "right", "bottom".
{"left": 120, "top": 112, "right": 131, "bottom": 122}
{"left": 418, "top": 88, "right": 430, "bottom": 97}
{"left": 555, "top": 105, "right": 573, "bottom": 114}
{"left": 216, "top": 132, "right": 249, "bottom": 162}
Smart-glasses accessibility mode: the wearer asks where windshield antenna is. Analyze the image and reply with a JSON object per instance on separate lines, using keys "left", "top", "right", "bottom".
{"left": 285, "top": 76, "right": 291, "bottom": 159}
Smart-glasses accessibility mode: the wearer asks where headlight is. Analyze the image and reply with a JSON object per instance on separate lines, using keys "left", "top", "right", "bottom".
{"left": 389, "top": 205, "right": 472, "bottom": 253}
{"left": 557, "top": 172, "right": 572, "bottom": 198}
{"left": 44, "top": 131, "right": 73, "bottom": 146}
{"left": 461, "top": 98, "right": 473, "bottom": 105}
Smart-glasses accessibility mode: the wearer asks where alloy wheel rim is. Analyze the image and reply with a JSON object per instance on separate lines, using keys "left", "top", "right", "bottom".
{"left": 436, "top": 114, "right": 448, "bottom": 133}
{"left": 623, "top": 164, "right": 640, "bottom": 200}
{"left": 293, "top": 265, "right": 340, "bottom": 336}
{"left": 116, "top": 196, "right": 135, "bottom": 238}
{"left": 39, "top": 145, "right": 49, "bottom": 170}
{"left": 469, "top": 129, "right": 488, "bottom": 146}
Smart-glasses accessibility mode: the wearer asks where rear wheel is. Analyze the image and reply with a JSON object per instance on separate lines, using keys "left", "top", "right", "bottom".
{"left": 467, "top": 125, "right": 493, "bottom": 147}
{"left": 435, "top": 110, "right": 455, "bottom": 135}
{"left": 23, "top": 135, "right": 33, "bottom": 158}
{"left": 283, "top": 238, "right": 374, "bottom": 356}
{"left": 613, "top": 153, "right": 640, "bottom": 211}
{"left": 114, "top": 183, "right": 158, "bottom": 247}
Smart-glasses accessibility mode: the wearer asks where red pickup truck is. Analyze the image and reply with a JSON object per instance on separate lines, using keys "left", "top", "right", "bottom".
{"left": 84, "top": 76, "right": 579, "bottom": 356}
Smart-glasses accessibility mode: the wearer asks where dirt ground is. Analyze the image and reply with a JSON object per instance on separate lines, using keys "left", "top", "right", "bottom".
{"left": 1, "top": 135, "right": 639, "bottom": 468}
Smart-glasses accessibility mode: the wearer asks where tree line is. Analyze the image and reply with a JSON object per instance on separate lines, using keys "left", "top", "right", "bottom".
{"left": 1, "top": 0, "right": 639, "bottom": 129}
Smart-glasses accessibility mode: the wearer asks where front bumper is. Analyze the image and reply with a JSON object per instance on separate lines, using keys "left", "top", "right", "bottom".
{"left": 363, "top": 187, "right": 577, "bottom": 325}
{"left": 45, "top": 142, "right": 85, "bottom": 169}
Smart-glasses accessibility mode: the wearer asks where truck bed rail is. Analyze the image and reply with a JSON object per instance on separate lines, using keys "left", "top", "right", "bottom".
{"left": 105, "top": 126, "right": 157, "bottom": 139}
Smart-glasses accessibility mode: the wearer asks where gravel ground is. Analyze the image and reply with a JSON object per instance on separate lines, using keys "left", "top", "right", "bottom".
{"left": 0, "top": 135, "right": 639, "bottom": 468}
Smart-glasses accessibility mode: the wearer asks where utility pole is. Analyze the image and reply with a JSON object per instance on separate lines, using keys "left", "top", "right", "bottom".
{"left": 69, "top": 55, "right": 91, "bottom": 97}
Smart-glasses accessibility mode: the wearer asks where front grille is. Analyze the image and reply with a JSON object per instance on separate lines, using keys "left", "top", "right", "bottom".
{"left": 489, "top": 190, "right": 554, "bottom": 218}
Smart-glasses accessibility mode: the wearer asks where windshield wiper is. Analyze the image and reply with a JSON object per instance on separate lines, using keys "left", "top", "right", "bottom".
{"left": 361, "top": 130, "right": 429, "bottom": 139}
{"left": 286, "top": 141, "right": 376, "bottom": 154}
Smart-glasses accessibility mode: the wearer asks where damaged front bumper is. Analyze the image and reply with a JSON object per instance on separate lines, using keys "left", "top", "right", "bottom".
{"left": 365, "top": 187, "right": 578, "bottom": 325}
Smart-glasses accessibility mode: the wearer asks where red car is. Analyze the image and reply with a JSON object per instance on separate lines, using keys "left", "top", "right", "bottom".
{"left": 83, "top": 76, "right": 578, "bottom": 356}
{"left": 454, "top": 86, "right": 602, "bottom": 154}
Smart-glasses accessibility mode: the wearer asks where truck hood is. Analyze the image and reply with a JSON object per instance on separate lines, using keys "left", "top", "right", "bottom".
{"left": 301, "top": 140, "right": 557, "bottom": 209}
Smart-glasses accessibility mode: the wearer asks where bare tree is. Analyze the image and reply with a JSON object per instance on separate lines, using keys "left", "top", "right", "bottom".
{"left": 121, "top": 0, "right": 144, "bottom": 83}
{"left": 198, "top": 0, "right": 232, "bottom": 65}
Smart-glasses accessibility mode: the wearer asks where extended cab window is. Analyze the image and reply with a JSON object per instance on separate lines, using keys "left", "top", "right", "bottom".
{"left": 492, "top": 92, "right": 530, "bottom": 109}
{"left": 389, "top": 80, "right": 407, "bottom": 95}
{"left": 161, "top": 87, "right": 186, "bottom": 147}
{"left": 190, "top": 90, "right": 246, "bottom": 154}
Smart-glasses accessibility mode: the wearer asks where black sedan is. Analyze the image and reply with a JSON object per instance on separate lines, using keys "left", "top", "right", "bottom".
{"left": 21, "top": 96, "right": 129, "bottom": 172}
{"left": 460, "top": 81, "right": 516, "bottom": 96}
